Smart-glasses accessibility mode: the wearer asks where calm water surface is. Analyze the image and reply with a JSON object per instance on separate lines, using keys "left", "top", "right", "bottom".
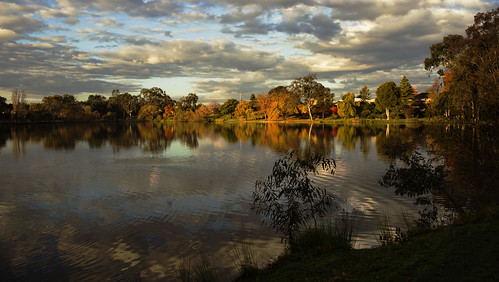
{"left": 1, "top": 122, "right": 496, "bottom": 280}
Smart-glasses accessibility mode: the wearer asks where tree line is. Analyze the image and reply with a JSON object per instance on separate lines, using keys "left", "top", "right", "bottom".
{"left": 0, "top": 74, "right": 421, "bottom": 123}
{"left": 1, "top": 8, "right": 496, "bottom": 124}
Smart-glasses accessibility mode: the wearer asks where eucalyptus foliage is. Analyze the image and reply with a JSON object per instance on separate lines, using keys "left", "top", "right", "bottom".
{"left": 252, "top": 152, "right": 336, "bottom": 244}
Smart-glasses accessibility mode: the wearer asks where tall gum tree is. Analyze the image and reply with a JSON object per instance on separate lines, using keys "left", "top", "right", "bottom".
{"left": 288, "top": 73, "right": 330, "bottom": 122}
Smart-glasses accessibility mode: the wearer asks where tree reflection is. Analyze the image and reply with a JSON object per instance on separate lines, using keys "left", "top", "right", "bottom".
{"left": 378, "top": 124, "right": 499, "bottom": 223}
{"left": 425, "top": 125, "right": 499, "bottom": 211}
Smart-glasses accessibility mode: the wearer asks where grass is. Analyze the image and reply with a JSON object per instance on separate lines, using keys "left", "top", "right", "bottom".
{"left": 235, "top": 206, "right": 499, "bottom": 281}
{"left": 178, "top": 255, "right": 219, "bottom": 282}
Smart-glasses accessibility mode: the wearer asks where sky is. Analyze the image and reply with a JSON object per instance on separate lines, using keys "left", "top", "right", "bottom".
{"left": 0, "top": 0, "right": 496, "bottom": 103}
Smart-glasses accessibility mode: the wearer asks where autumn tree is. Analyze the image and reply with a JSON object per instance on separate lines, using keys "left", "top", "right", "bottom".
{"left": 138, "top": 105, "right": 158, "bottom": 120}
{"left": 375, "top": 81, "right": 401, "bottom": 120}
{"left": 268, "top": 86, "right": 299, "bottom": 120}
{"left": 234, "top": 100, "right": 253, "bottom": 121}
{"left": 256, "top": 93, "right": 270, "bottom": 119}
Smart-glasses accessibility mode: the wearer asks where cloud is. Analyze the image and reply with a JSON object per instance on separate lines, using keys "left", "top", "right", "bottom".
{"left": 93, "top": 40, "right": 284, "bottom": 77}
{"left": 0, "top": 28, "right": 20, "bottom": 40}
{"left": 0, "top": 3, "right": 46, "bottom": 36}
{"left": 276, "top": 10, "right": 342, "bottom": 40}
{"left": 0, "top": 0, "right": 493, "bottom": 102}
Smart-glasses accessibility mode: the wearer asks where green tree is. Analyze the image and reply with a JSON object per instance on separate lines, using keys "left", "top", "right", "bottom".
{"left": 118, "top": 92, "right": 141, "bottom": 119}
{"left": 399, "top": 76, "right": 415, "bottom": 118}
{"left": 399, "top": 76, "right": 414, "bottom": 107}
{"left": 249, "top": 93, "right": 258, "bottom": 111}
{"left": 86, "top": 95, "right": 108, "bottom": 117}
{"left": 140, "top": 87, "right": 174, "bottom": 116}
{"left": 288, "top": 73, "right": 329, "bottom": 121}
{"left": 28, "top": 103, "right": 50, "bottom": 121}
{"left": 178, "top": 93, "right": 198, "bottom": 112}
{"left": 358, "top": 85, "right": 371, "bottom": 103}
{"left": 220, "top": 98, "right": 239, "bottom": 116}
{"left": 375, "top": 82, "right": 401, "bottom": 120}
{"left": 0, "top": 96, "right": 10, "bottom": 119}
{"left": 316, "top": 91, "right": 335, "bottom": 119}
{"left": 337, "top": 92, "right": 356, "bottom": 118}
{"left": 42, "top": 94, "right": 83, "bottom": 120}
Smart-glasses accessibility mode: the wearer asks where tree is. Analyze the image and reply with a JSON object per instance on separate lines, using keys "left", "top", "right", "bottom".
{"left": 375, "top": 81, "right": 401, "bottom": 120}
{"left": 234, "top": 100, "right": 253, "bottom": 121}
{"left": 207, "top": 100, "right": 221, "bottom": 116}
{"left": 249, "top": 93, "right": 258, "bottom": 111}
{"left": 399, "top": 76, "right": 415, "bottom": 107}
{"left": 42, "top": 94, "right": 83, "bottom": 120}
{"left": 86, "top": 95, "right": 108, "bottom": 117}
{"left": 288, "top": 73, "right": 329, "bottom": 121}
{"left": 268, "top": 86, "right": 299, "bottom": 120}
{"left": 358, "top": 85, "right": 371, "bottom": 103}
{"left": 399, "top": 76, "right": 415, "bottom": 118}
{"left": 220, "top": 98, "right": 239, "bottom": 116}
{"left": 252, "top": 152, "right": 335, "bottom": 244}
{"left": 337, "top": 92, "right": 356, "bottom": 118}
{"left": 11, "top": 87, "right": 28, "bottom": 120}
{"left": 118, "top": 92, "right": 141, "bottom": 119}
{"left": 316, "top": 91, "right": 335, "bottom": 119}
{"left": 255, "top": 93, "right": 268, "bottom": 119}
{"left": 424, "top": 8, "right": 499, "bottom": 122}
{"left": 178, "top": 93, "right": 199, "bottom": 112}
{"left": 0, "top": 96, "right": 10, "bottom": 119}
{"left": 138, "top": 105, "right": 158, "bottom": 120}
{"left": 140, "top": 87, "right": 174, "bottom": 116}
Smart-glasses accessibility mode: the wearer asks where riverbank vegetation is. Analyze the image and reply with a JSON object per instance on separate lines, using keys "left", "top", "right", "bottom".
{"left": 2, "top": 8, "right": 497, "bottom": 125}
{"left": 234, "top": 205, "right": 499, "bottom": 281}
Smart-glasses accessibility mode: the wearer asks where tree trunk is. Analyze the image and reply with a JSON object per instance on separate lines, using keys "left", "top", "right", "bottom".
{"left": 307, "top": 104, "right": 313, "bottom": 121}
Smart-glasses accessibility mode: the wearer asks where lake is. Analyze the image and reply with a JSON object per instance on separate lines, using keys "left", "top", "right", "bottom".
{"left": 0, "top": 122, "right": 497, "bottom": 280}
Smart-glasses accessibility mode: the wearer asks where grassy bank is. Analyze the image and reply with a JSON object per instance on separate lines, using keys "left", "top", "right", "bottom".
{"left": 235, "top": 210, "right": 499, "bottom": 281}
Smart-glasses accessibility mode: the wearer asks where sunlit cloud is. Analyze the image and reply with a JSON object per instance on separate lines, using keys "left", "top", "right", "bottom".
{"left": 0, "top": 0, "right": 492, "bottom": 102}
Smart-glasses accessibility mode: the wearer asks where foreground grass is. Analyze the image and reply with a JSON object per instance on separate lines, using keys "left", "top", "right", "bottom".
{"left": 235, "top": 215, "right": 499, "bottom": 281}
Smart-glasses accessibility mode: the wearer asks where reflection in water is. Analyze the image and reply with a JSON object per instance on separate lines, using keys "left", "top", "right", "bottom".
{"left": 0, "top": 122, "right": 496, "bottom": 280}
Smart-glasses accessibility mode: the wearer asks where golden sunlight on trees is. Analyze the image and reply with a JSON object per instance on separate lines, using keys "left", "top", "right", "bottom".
{"left": 337, "top": 92, "right": 356, "bottom": 118}
{"left": 234, "top": 100, "right": 253, "bottom": 121}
